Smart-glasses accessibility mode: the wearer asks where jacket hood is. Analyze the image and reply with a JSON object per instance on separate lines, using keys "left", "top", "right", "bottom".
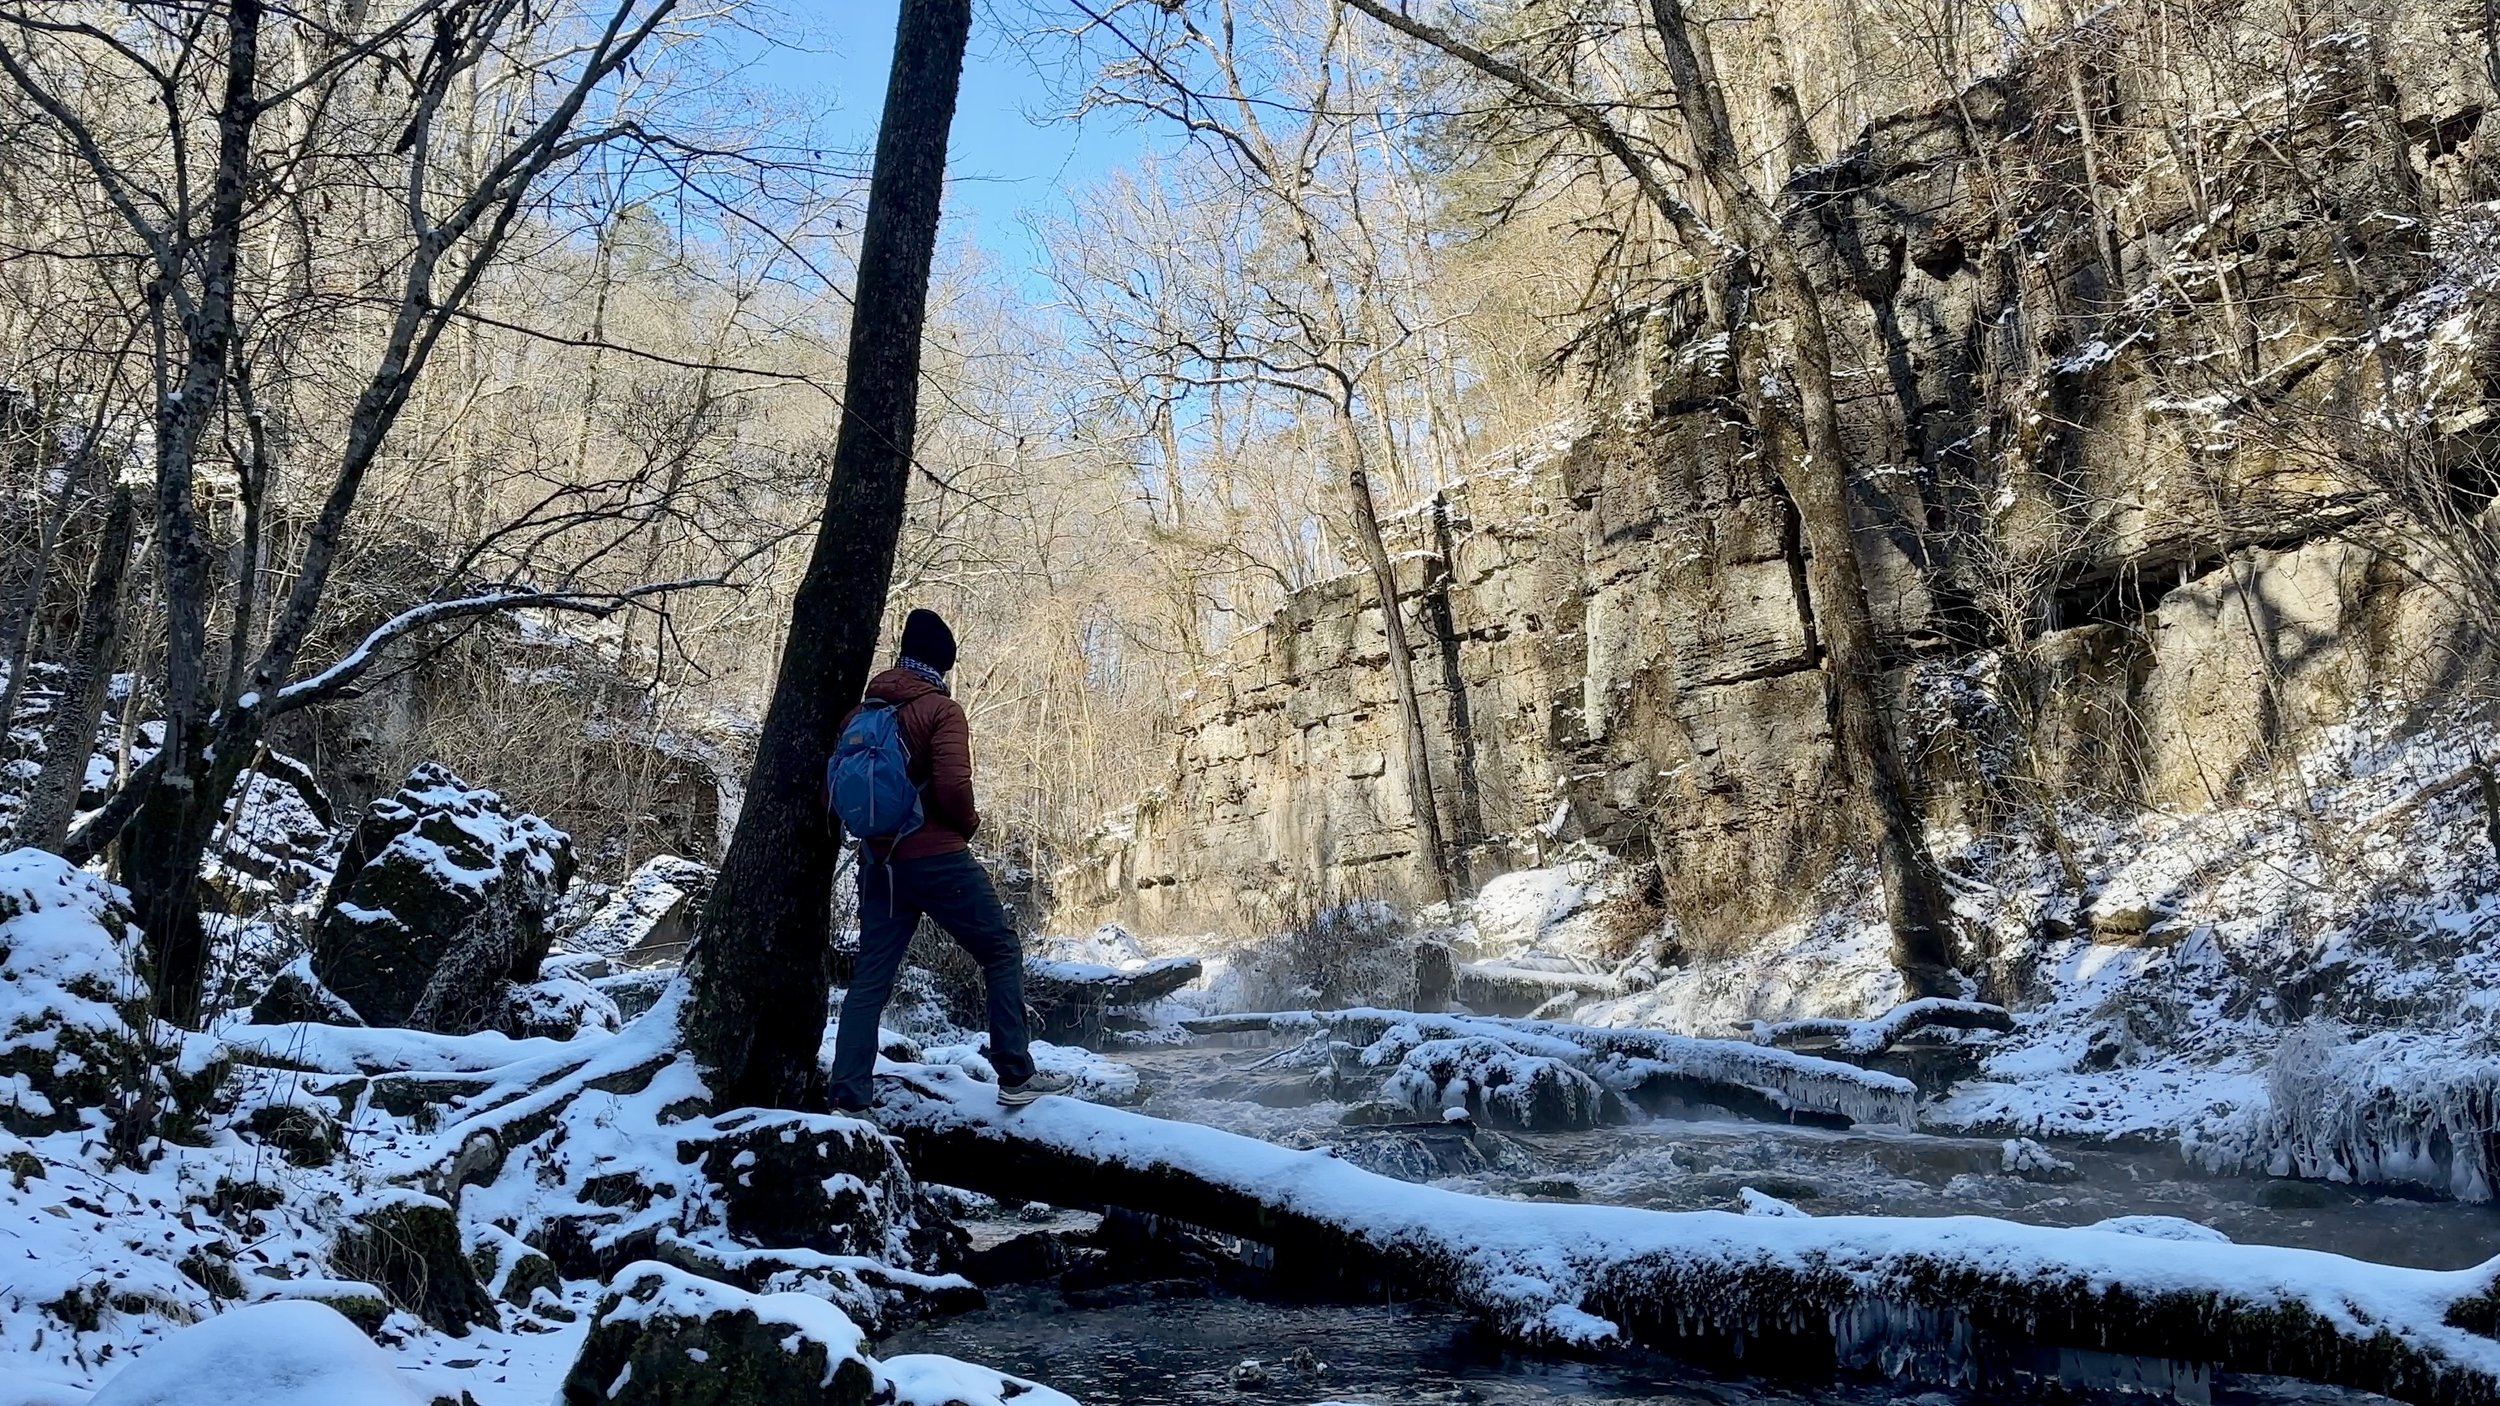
{"left": 865, "top": 666, "right": 944, "bottom": 705}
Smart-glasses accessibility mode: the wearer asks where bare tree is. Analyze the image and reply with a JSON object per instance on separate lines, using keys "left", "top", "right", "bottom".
{"left": 0, "top": 0, "right": 710, "bottom": 1021}
{"left": 1069, "top": 0, "right": 1475, "bottom": 900}
{"left": 16, "top": 483, "right": 135, "bottom": 852}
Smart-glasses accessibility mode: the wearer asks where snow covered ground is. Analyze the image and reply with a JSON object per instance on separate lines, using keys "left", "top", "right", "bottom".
{"left": 1560, "top": 702, "right": 2500, "bottom": 1200}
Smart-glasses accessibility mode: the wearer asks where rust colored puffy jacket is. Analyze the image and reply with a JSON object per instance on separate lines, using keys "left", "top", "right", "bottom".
{"left": 842, "top": 666, "right": 978, "bottom": 860}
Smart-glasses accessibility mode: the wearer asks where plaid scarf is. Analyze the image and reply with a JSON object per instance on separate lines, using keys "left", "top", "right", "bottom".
{"left": 900, "top": 657, "right": 950, "bottom": 693}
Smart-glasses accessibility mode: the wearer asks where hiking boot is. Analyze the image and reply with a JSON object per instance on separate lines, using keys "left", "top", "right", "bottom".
{"left": 997, "top": 1070, "right": 1075, "bottom": 1107}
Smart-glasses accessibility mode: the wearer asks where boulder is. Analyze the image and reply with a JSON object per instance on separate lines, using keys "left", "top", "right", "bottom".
{"left": 683, "top": 1110, "right": 919, "bottom": 1261}
{"left": 500, "top": 973, "right": 621, "bottom": 1041}
{"left": 1379, "top": 1036, "right": 1620, "bottom": 1131}
{"left": 292, "top": 764, "right": 574, "bottom": 1034}
{"left": 245, "top": 1099, "right": 341, "bottom": 1168}
{"left": 470, "top": 1230, "right": 564, "bottom": 1310}
{"left": 329, "top": 1193, "right": 498, "bottom": 1335}
{"left": 1021, "top": 955, "right": 1202, "bottom": 1045}
{"left": 85, "top": 1300, "right": 447, "bottom": 1406}
{"left": 559, "top": 1261, "right": 877, "bottom": 1406}
{"left": 251, "top": 955, "right": 365, "bottom": 1027}
{"left": 0, "top": 850, "right": 161, "bottom": 1140}
{"left": 566, "top": 854, "right": 711, "bottom": 967}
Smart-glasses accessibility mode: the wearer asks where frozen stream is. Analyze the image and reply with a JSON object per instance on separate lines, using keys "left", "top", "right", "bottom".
{"left": 1116, "top": 1043, "right": 2500, "bottom": 1271}
{"left": 879, "top": 1037, "right": 2500, "bottom": 1404}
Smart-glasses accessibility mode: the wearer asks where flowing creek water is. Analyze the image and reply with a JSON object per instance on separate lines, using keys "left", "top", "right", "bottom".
{"left": 879, "top": 1038, "right": 2500, "bottom": 1403}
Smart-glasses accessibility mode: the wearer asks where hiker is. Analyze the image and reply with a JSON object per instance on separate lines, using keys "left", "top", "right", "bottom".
{"left": 823, "top": 608, "right": 1073, "bottom": 1113}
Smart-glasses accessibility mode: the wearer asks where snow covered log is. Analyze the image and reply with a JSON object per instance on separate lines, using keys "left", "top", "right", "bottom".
{"left": 1753, "top": 998, "right": 2016, "bottom": 1056}
{"left": 1192, "top": 1008, "right": 1916, "bottom": 1128}
{"left": 1453, "top": 960, "right": 1622, "bottom": 1016}
{"left": 878, "top": 1065, "right": 2500, "bottom": 1405}
{"left": 1021, "top": 955, "right": 1202, "bottom": 1045}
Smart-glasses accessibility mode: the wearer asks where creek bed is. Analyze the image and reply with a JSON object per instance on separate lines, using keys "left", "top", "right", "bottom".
{"left": 877, "top": 1037, "right": 2500, "bottom": 1403}
{"left": 1114, "top": 1041, "right": 2500, "bottom": 1271}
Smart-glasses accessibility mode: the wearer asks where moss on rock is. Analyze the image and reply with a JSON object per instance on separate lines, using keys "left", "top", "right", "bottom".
{"left": 559, "top": 1262, "right": 876, "bottom": 1406}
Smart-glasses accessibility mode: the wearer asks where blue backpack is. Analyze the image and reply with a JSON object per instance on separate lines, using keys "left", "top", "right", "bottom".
{"left": 826, "top": 700, "right": 924, "bottom": 846}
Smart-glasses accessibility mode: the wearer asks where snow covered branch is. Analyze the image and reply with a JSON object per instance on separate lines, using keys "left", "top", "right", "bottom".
{"left": 269, "top": 576, "right": 721, "bottom": 714}
{"left": 55, "top": 577, "right": 725, "bottom": 864}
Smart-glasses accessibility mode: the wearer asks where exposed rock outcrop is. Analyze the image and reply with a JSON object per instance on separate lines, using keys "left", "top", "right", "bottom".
{"left": 1056, "top": 32, "right": 2495, "bottom": 949}
{"left": 0, "top": 850, "right": 212, "bottom": 1146}
{"left": 561, "top": 1263, "right": 878, "bottom": 1406}
{"left": 329, "top": 1192, "right": 498, "bottom": 1335}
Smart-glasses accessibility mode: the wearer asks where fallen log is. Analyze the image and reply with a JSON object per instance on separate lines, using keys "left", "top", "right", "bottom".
{"left": 1752, "top": 998, "right": 2017, "bottom": 1056}
{"left": 1454, "top": 961, "right": 1620, "bottom": 1016}
{"left": 878, "top": 1066, "right": 2500, "bottom": 1405}
{"left": 1022, "top": 956, "right": 1202, "bottom": 1045}
{"left": 1180, "top": 1008, "right": 1916, "bottom": 1128}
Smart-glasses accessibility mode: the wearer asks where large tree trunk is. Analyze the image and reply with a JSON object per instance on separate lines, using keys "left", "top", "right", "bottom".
{"left": 17, "top": 487, "right": 136, "bottom": 854}
{"left": 683, "top": 0, "right": 971, "bottom": 1109}
{"left": 1639, "top": 0, "right": 1956, "bottom": 995}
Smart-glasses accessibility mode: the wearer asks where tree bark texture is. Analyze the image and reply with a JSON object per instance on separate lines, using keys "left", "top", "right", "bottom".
{"left": 119, "top": 0, "right": 264, "bottom": 1024}
{"left": 684, "top": 0, "right": 972, "bottom": 1109}
{"left": 18, "top": 487, "right": 136, "bottom": 854}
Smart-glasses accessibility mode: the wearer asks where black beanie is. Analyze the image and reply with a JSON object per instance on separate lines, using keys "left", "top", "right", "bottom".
{"left": 898, "top": 608, "right": 957, "bottom": 674}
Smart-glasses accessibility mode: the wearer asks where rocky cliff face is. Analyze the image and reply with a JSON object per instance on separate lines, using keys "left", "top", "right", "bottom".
{"left": 1058, "top": 18, "right": 2500, "bottom": 946}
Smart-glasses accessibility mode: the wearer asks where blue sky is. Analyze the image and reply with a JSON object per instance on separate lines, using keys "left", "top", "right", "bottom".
{"left": 756, "top": 2, "right": 1149, "bottom": 284}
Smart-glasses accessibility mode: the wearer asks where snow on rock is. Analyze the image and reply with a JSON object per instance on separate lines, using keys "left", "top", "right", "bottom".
{"left": 0, "top": 849, "right": 188, "bottom": 1140}
{"left": 560, "top": 854, "right": 709, "bottom": 966}
{"left": 919, "top": 1037, "right": 1144, "bottom": 1107}
{"left": 1377, "top": 1036, "right": 1619, "bottom": 1131}
{"left": 327, "top": 1191, "right": 497, "bottom": 1335}
{"left": 85, "top": 1301, "right": 446, "bottom": 1406}
{"left": 560, "top": 1261, "right": 876, "bottom": 1405}
{"left": 879, "top": 1063, "right": 2500, "bottom": 1403}
{"left": 2001, "top": 1137, "right": 2081, "bottom": 1183}
{"left": 1580, "top": 903, "right": 1907, "bottom": 1037}
{"left": 1464, "top": 861, "right": 1600, "bottom": 958}
{"left": 1033, "top": 922, "right": 1149, "bottom": 967}
{"left": 499, "top": 972, "right": 620, "bottom": 1041}
{"left": 1736, "top": 1187, "right": 1808, "bottom": 1217}
{"left": 1313, "top": 1009, "right": 1916, "bottom": 1128}
{"left": 1022, "top": 955, "right": 1204, "bottom": 1046}
{"left": 2087, "top": 1216, "right": 2232, "bottom": 1244}
{"left": 877, "top": 1354, "right": 1078, "bottom": 1406}
{"left": 1199, "top": 1007, "right": 1915, "bottom": 1128}
{"left": 275, "top": 763, "right": 575, "bottom": 1035}
{"left": 561, "top": 1262, "right": 1070, "bottom": 1406}
{"left": 209, "top": 752, "right": 339, "bottom": 906}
